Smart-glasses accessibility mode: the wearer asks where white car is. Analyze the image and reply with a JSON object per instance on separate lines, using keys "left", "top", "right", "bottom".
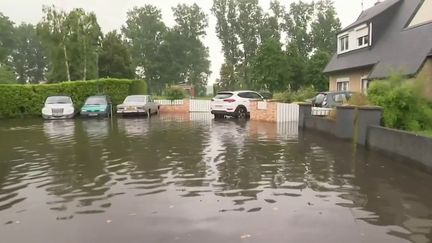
{"left": 116, "top": 95, "right": 159, "bottom": 116}
{"left": 42, "top": 96, "right": 75, "bottom": 119}
{"left": 210, "top": 91, "right": 264, "bottom": 119}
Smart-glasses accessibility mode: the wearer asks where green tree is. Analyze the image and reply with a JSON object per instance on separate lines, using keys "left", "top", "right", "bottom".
{"left": 169, "top": 4, "right": 210, "bottom": 94}
{"left": 212, "top": 0, "right": 241, "bottom": 90}
{"left": 37, "top": 6, "right": 71, "bottom": 82}
{"left": 0, "top": 64, "right": 17, "bottom": 84}
{"left": 251, "top": 38, "right": 290, "bottom": 92}
{"left": 98, "top": 31, "right": 134, "bottom": 79}
{"left": 259, "top": 0, "right": 284, "bottom": 43}
{"left": 311, "top": 0, "right": 341, "bottom": 54}
{"left": 305, "top": 50, "right": 331, "bottom": 91}
{"left": 236, "top": 0, "right": 263, "bottom": 88}
{"left": 65, "top": 8, "right": 102, "bottom": 81}
{"left": 122, "top": 5, "right": 167, "bottom": 91}
{"left": 284, "top": 1, "right": 315, "bottom": 57}
{"left": 0, "top": 13, "right": 15, "bottom": 64}
{"left": 11, "top": 24, "right": 47, "bottom": 84}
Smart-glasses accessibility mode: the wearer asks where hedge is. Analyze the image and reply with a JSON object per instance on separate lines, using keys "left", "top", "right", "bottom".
{"left": 0, "top": 79, "right": 147, "bottom": 118}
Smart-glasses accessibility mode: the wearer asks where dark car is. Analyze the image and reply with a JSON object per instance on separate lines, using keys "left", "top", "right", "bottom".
{"left": 312, "top": 91, "right": 354, "bottom": 108}
{"left": 80, "top": 95, "right": 112, "bottom": 118}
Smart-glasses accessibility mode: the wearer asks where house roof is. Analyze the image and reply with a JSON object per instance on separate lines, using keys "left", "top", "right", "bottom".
{"left": 340, "top": 0, "right": 402, "bottom": 32}
{"left": 324, "top": 0, "right": 432, "bottom": 79}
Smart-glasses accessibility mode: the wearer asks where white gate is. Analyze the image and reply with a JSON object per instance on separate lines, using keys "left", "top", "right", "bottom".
{"left": 155, "top": 99, "right": 184, "bottom": 105}
{"left": 277, "top": 103, "right": 299, "bottom": 122}
{"left": 190, "top": 100, "right": 211, "bottom": 112}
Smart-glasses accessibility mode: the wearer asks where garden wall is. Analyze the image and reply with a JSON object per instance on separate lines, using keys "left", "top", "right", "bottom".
{"left": 367, "top": 126, "right": 432, "bottom": 170}
{"left": 299, "top": 103, "right": 432, "bottom": 171}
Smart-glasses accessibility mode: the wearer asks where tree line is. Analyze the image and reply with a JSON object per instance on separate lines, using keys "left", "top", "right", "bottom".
{"left": 0, "top": 0, "right": 340, "bottom": 94}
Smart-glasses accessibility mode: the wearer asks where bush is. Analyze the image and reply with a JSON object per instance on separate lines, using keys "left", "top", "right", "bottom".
{"left": 0, "top": 79, "right": 147, "bottom": 118}
{"left": 273, "top": 86, "right": 316, "bottom": 103}
{"left": 165, "top": 87, "right": 186, "bottom": 101}
{"left": 368, "top": 74, "right": 432, "bottom": 132}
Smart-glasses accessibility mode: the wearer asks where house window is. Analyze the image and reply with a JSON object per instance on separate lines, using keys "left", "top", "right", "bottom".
{"left": 337, "top": 80, "right": 349, "bottom": 91}
{"left": 339, "top": 36, "right": 349, "bottom": 52}
{"left": 361, "top": 79, "right": 369, "bottom": 94}
{"left": 358, "top": 35, "right": 369, "bottom": 47}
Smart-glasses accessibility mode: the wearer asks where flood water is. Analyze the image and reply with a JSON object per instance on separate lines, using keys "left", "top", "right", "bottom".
{"left": 0, "top": 114, "right": 432, "bottom": 243}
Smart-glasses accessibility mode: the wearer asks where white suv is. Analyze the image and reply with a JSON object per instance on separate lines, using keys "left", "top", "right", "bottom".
{"left": 210, "top": 91, "right": 264, "bottom": 119}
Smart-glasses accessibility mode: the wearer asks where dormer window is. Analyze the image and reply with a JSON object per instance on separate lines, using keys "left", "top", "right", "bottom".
{"left": 358, "top": 35, "right": 369, "bottom": 47}
{"left": 339, "top": 35, "right": 349, "bottom": 52}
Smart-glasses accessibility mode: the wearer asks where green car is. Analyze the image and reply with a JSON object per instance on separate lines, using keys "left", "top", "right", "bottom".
{"left": 80, "top": 95, "right": 112, "bottom": 118}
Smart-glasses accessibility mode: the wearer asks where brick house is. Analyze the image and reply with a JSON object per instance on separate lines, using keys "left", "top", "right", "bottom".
{"left": 324, "top": 0, "right": 432, "bottom": 93}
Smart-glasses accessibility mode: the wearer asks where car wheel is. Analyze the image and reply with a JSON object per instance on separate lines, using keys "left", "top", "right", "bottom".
{"left": 236, "top": 107, "right": 247, "bottom": 119}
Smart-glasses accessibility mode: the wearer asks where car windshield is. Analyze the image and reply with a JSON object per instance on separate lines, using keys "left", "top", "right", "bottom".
{"left": 313, "top": 93, "right": 326, "bottom": 104}
{"left": 214, "top": 93, "right": 233, "bottom": 99}
{"left": 45, "top": 96, "right": 72, "bottom": 104}
{"left": 85, "top": 97, "right": 107, "bottom": 105}
{"left": 125, "top": 96, "right": 146, "bottom": 103}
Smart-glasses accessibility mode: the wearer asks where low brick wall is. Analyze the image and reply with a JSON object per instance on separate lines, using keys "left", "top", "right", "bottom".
{"left": 159, "top": 99, "right": 189, "bottom": 113}
{"left": 367, "top": 126, "right": 432, "bottom": 170}
{"left": 249, "top": 101, "right": 277, "bottom": 122}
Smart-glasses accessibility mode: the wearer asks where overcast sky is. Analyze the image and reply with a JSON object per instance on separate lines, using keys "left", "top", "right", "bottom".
{"left": 0, "top": 0, "right": 379, "bottom": 83}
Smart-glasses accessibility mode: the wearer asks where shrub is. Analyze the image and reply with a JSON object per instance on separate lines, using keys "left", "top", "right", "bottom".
{"left": 0, "top": 79, "right": 147, "bottom": 118}
{"left": 273, "top": 86, "right": 316, "bottom": 103}
{"left": 165, "top": 87, "right": 186, "bottom": 100}
{"left": 368, "top": 74, "right": 432, "bottom": 132}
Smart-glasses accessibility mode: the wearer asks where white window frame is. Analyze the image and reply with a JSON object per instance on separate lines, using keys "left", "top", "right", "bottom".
{"left": 361, "top": 77, "right": 369, "bottom": 94}
{"left": 357, "top": 35, "right": 369, "bottom": 47}
{"left": 339, "top": 35, "right": 349, "bottom": 52}
{"left": 336, "top": 78, "right": 350, "bottom": 91}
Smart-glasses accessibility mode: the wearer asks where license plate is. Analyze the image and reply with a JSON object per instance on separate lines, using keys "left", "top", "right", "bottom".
{"left": 215, "top": 105, "right": 223, "bottom": 108}
{"left": 88, "top": 113, "right": 98, "bottom": 116}
{"left": 127, "top": 107, "right": 135, "bottom": 111}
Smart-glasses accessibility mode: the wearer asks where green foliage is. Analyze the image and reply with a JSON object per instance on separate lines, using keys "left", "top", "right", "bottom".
{"left": 165, "top": 87, "right": 186, "bottom": 101}
{"left": 0, "top": 79, "right": 147, "bottom": 118}
{"left": 273, "top": 86, "right": 316, "bottom": 103}
{"left": 129, "top": 80, "right": 148, "bottom": 95}
{"left": 251, "top": 38, "right": 291, "bottom": 92}
{"left": 368, "top": 75, "right": 432, "bottom": 132}
{"left": 213, "top": 0, "right": 341, "bottom": 91}
{"left": 10, "top": 23, "right": 47, "bottom": 84}
{"left": 98, "top": 31, "right": 134, "bottom": 79}
{"left": 37, "top": 6, "right": 102, "bottom": 82}
{"left": 0, "top": 64, "right": 17, "bottom": 84}
{"left": 0, "top": 13, "right": 15, "bottom": 63}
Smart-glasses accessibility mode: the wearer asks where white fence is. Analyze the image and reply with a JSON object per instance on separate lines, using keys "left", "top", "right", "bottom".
{"left": 155, "top": 99, "right": 184, "bottom": 105}
{"left": 190, "top": 100, "right": 211, "bottom": 112}
{"left": 311, "top": 107, "right": 333, "bottom": 116}
{"left": 277, "top": 103, "right": 299, "bottom": 122}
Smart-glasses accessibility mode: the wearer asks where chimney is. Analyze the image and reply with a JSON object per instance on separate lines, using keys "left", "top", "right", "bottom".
{"left": 375, "top": 0, "right": 381, "bottom": 6}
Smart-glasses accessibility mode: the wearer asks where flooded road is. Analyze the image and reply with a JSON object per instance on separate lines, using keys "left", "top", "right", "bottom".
{"left": 0, "top": 114, "right": 432, "bottom": 243}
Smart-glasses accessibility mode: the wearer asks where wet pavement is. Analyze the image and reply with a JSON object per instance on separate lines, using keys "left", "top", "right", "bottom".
{"left": 0, "top": 114, "right": 431, "bottom": 243}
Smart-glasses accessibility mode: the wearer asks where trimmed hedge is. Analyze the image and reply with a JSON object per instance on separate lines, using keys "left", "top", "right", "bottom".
{"left": 0, "top": 79, "right": 147, "bottom": 118}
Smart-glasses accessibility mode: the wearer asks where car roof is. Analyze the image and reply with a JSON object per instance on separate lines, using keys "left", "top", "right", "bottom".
{"left": 47, "top": 95, "right": 71, "bottom": 98}
{"left": 87, "top": 95, "right": 108, "bottom": 98}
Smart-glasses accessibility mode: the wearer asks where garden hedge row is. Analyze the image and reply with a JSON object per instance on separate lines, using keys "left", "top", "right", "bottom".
{"left": 0, "top": 79, "right": 147, "bottom": 118}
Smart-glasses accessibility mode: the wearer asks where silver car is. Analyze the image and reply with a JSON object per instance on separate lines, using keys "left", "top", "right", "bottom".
{"left": 116, "top": 95, "right": 159, "bottom": 116}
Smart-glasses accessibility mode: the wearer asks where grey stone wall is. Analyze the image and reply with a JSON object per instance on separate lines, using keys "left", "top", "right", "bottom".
{"left": 367, "top": 126, "right": 432, "bottom": 169}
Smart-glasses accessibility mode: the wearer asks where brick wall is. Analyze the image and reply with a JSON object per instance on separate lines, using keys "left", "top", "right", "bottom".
{"left": 159, "top": 99, "right": 189, "bottom": 113}
{"left": 250, "top": 101, "right": 277, "bottom": 122}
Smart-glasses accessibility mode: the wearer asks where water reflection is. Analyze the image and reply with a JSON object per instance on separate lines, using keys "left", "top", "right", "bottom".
{"left": 0, "top": 117, "right": 431, "bottom": 242}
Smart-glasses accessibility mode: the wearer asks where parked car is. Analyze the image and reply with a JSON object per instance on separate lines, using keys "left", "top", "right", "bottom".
{"left": 42, "top": 96, "right": 75, "bottom": 120}
{"left": 116, "top": 95, "right": 159, "bottom": 116}
{"left": 80, "top": 95, "right": 112, "bottom": 118}
{"left": 312, "top": 91, "right": 354, "bottom": 108}
{"left": 210, "top": 91, "right": 264, "bottom": 119}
